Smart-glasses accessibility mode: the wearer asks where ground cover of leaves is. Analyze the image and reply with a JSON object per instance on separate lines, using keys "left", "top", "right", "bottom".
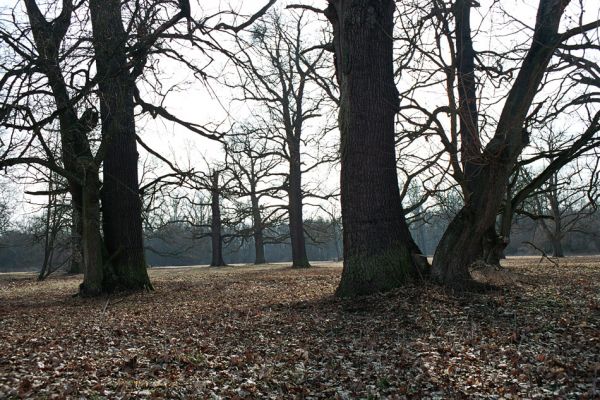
{"left": 0, "top": 257, "right": 598, "bottom": 399}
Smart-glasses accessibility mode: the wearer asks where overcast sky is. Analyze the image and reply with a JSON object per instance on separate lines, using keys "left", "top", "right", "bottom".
{"left": 1, "top": 0, "right": 598, "bottom": 221}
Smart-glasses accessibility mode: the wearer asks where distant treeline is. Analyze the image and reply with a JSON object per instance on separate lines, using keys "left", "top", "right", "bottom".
{"left": 2, "top": 211, "right": 599, "bottom": 274}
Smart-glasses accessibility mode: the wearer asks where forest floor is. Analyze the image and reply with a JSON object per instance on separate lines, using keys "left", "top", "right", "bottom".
{"left": 0, "top": 257, "right": 599, "bottom": 399}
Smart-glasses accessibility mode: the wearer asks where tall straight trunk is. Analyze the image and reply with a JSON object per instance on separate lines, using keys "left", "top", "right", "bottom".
{"left": 543, "top": 184, "right": 565, "bottom": 258}
{"left": 210, "top": 172, "right": 226, "bottom": 266}
{"left": 288, "top": 142, "right": 310, "bottom": 268}
{"left": 432, "top": 0, "right": 569, "bottom": 288}
{"left": 90, "top": 0, "right": 152, "bottom": 291}
{"left": 326, "top": 0, "right": 427, "bottom": 297}
{"left": 251, "top": 194, "right": 266, "bottom": 264}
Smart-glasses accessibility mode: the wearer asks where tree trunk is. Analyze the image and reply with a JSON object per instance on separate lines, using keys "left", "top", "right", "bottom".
{"left": 326, "top": 0, "right": 427, "bottom": 297}
{"left": 210, "top": 172, "right": 226, "bottom": 267}
{"left": 90, "top": 0, "right": 152, "bottom": 291}
{"left": 455, "top": 0, "right": 481, "bottom": 193}
{"left": 433, "top": 164, "right": 509, "bottom": 288}
{"left": 288, "top": 141, "right": 310, "bottom": 268}
{"left": 332, "top": 219, "right": 342, "bottom": 261}
{"left": 251, "top": 194, "right": 266, "bottom": 264}
{"left": 68, "top": 205, "right": 83, "bottom": 274}
{"left": 551, "top": 237, "right": 564, "bottom": 257}
{"left": 38, "top": 180, "right": 55, "bottom": 281}
{"left": 76, "top": 171, "right": 106, "bottom": 296}
{"left": 482, "top": 227, "right": 508, "bottom": 266}
{"left": 481, "top": 197, "right": 513, "bottom": 266}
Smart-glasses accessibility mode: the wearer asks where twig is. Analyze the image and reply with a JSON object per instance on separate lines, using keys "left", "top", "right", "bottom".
{"left": 102, "top": 297, "right": 110, "bottom": 313}
{"left": 522, "top": 241, "right": 559, "bottom": 267}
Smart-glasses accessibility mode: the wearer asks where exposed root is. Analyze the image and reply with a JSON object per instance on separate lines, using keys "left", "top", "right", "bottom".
{"left": 470, "top": 260, "right": 534, "bottom": 287}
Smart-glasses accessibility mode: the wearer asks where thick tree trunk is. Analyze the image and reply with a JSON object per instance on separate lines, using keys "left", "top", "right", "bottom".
{"left": 433, "top": 165, "right": 509, "bottom": 288}
{"left": 210, "top": 173, "right": 226, "bottom": 267}
{"left": 251, "top": 195, "right": 266, "bottom": 264}
{"left": 288, "top": 142, "right": 310, "bottom": 268}
{"left": 326, "top": 0, "right": 427, "bottom": 297}
{"left": 90, "top": 0, "right": 152, "bottom": 291}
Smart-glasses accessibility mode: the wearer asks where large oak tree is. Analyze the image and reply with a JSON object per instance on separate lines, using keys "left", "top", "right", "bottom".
{"left": 325, "top": 0, "right": 428, "bottom": 296}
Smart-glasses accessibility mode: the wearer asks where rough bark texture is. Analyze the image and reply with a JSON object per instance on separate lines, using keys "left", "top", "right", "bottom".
{"left": 326, "top": 0, "right": 427, "bottom": 297}
{"left": 210, "top": 172, "right": 226, "bottom": 267}
{"left": 90, "top": 0, "right": 152, "bottom": 291}
{"left": 432, "top": 0, "right": 570, "bottom": 288}
{"left": 288, "top": 141, "right": 310, "bottom": 268}
{"left": 24, "top": 0, "right": 106, "bottom": 294}
{"left": 78, "top": 168, "right": 105, "bottom": 296}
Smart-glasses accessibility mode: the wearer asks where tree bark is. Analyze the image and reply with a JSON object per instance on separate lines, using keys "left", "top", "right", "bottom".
{"left": 90, "top": 0, "right": 152, "bottom": 291}
{"left": 326, "top": 0, "right": 428, "bottom": 297}
{"left": 482, "top": 226, "right": 508, "bottom": 266}
{"left": 210, "top": 172, "right": 226, "bottom": 267}
{"left": 288, "top": 141, "right": 310, "bottom": 268}
{"left": 68, "top": 205, "right": 83, "bottom": 274}
{"left": 251, "top": 194, "right": 266, "bottom": 264}
{"left": 78, "top": 167, "right": 106, "bottom": 296}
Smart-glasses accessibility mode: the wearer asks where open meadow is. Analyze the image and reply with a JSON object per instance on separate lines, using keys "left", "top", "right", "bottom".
{"left": 0, "top": 257, "right": 599, "bottom": 399}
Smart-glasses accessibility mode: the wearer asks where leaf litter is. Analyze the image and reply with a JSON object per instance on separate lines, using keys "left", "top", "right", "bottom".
{"left": 0, "top": 257, "right": 598, "bottom": 399}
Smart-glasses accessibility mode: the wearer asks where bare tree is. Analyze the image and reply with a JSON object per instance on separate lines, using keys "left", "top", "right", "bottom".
{"left": 527, "top": 163, "right": 599, "bottom": 257}
{"left": 393, "top": 0, "right": 600, "bottom": 288}
{"left": 227, "top": 9, "right": 336, "bottom": 268}
{"left": 0, "top": 0, "right": 108, "bottom": 294}
{"left": 224, "top": 127, "right": 286, "bottom": 264}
